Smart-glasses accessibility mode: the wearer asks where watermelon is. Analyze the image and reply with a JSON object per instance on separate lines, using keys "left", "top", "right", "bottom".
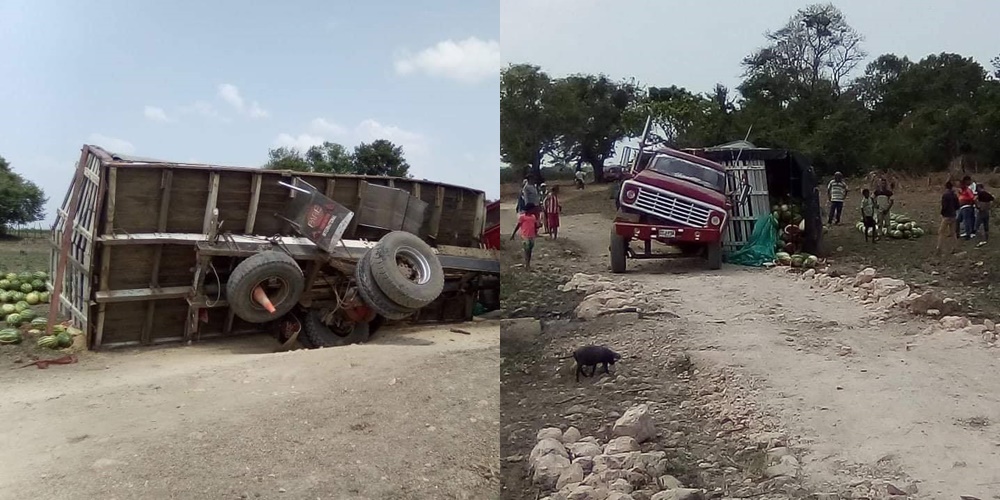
{"left": 0, "top": 292, "right": 9, "bottom": 303}
{"left": 30, "top": 280, "right": 44, "bottom": 291}
{"left": 14, "top": 301, "right": 29, "bottom": 313}
{"left": 8, "top": 279, "right": 21, "bottom": 290}
{"left": 33, "top": 271, "right": 48, "bottom": 280}
{"left": 1, "top": 304, "right": 15, "bottom": 315}
{"left": 37, "top": 335, "right": 59, "bottom": 349}
{"left": 0, "top": 279, "right": 10, "bottom": 290}
{"left": 0, "top": 328, "right": 23, "bottom": 345}
{"left": 39, "top": 292, "right": 50, "bottom": 303}
{"left": 30, "top": 317, "right": 47, "bottom": 328}
{"left": 56, "top": 332, "right": 72, "bottom": 348}
{"left": 4, "top": 273, "right": 16, "bottom": 282}
{"left": 803, "top": 255, "right": 819, "bottom": 268}
{"left": 25, "top": 292, "right": 40, "bottom": 305}
{"left": 52, "top": 324, "right": 67, "bottom": 335}
{"left": 775, "top": 252, "right": 792, "bottom": 265}
{"left": 19, "top": 309, "right": 35, "bottom": 321}
{"left": 5, "top": 313, "right": 22, "bottom": 327}
{"left": 19, "top": 283, "right": 32, "bottom": 294}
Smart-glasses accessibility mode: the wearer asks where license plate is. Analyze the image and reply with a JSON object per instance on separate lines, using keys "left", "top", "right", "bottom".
{"left": 657, "top": 229, "right": 676, "bottom": 238}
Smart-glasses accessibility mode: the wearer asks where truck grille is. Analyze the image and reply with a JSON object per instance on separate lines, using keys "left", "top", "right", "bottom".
{"left": 630, "top": 185, "right": 712, "bottom": 227}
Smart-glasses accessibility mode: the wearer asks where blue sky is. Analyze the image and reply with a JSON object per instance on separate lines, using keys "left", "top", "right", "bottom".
{"left": 0, "top": 0, "right": 500, "bottom": 226}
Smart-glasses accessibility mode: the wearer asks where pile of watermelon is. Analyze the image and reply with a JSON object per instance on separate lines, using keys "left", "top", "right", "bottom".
{"left": 0, "top": 319, "right": 79, "bottom": 350}
{"left": 772, "top": 202, "right": 808, "bottom": 254}
{"left": 855, "top": 213, "right": 926, "bottom": 240}
{"left": 0, "top": 270, "right": 75, "bottom": 349}
{"left": 774, "top": 251, "right": 820, "bottom": 269}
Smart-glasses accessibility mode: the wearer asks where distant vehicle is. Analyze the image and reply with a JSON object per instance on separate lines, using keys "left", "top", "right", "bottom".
{"left": 604, "top": 166, "right": 625, "bottom": 181}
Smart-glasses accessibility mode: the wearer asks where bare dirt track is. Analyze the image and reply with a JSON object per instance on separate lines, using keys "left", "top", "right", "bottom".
{"left": 0, "top": 323, "right": 499, "bottom": 500}
{"left": 500, "top": 185, "right": 1000, "bottom": 499}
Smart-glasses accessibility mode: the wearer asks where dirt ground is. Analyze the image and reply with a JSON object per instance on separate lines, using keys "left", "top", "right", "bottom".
{"left": 499, "top": 183, "right": 1000, "bottom": 499}
{"left": 0, "top": 322, "right": 500, "bottom": 500}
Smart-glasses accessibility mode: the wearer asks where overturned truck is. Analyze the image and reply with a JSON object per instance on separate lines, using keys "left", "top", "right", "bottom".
{"left": 48, "top": 145, "right": 499, "bottom": 349}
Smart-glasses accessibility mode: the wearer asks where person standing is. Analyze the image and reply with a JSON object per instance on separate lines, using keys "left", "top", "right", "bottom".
{"left": 975, "top": 184, "right": 994, "bottom": 246}
{"left": 515, "top": 178, "right": 527, "bottom": 214}
{"left": 542, "top": 185, "right": 562, "bottom": 239}
{"left": 510, "top": 204, "right": 541, "bottom": 271}
{"left": 574, "top": 169, "right": 586, "bottom": 190}
{"left": 873, "top": 178, "right": 894, "bottom": 239}
{"left": 826, "top": 172, "right": 848, "bottom": 225}
{"left": 936, "top": 181, "right": 960, "bottom": 257}
{"left": 538, "top": 182, "right": 550, "bottom": 234}
{"left": 957, "top": 176, "right": 976, "bottom": 239}
{"left": 521, "top": 176, "right": 541, "bottom": 218}
{"left": 860, "top": 189, "right": 877, "bottom": 243}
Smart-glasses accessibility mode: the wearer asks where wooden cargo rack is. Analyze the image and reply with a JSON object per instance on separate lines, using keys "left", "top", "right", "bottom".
{"left": 48, "top": 145, "right": 498, "bottom": 349}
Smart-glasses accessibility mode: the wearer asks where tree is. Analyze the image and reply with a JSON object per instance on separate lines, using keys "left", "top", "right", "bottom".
{"left": 352, "top": 139, "right": 411, "bottom": 177}
{"left": 743, "top": 3, "right": 866, "bottom": 95}
{"left": 0, "top": 156, "right": 46, "bottom": 234}
{"left": 264, "top": 147, "right": 312, "bottom": 171}
{"left": 500, "top": 64, "right": 558, "bottom": 179}
{"left": 305, "top": 142, "right": 354, "bottom": 174}
{"left": 550, "top": 74, "right": 641, "bottom": 182}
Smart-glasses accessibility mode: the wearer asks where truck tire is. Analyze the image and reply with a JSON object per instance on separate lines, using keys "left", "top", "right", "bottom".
{"left": 356, "top": 250, "right": 417, "bottom": 320}
{"left": 610, "top": 229, "right": 627, "bottom": 274}
{"left": 706, "top": 241, "right": 723, "bottom": 270}
{"left": 227, "top": 251, "right": 305, "bottom": 324}
{"left": 369, "top": 231, "right": 444, "bottom": 309}
{"left": 300, "top": 309, "right": 370, "bottom": 348}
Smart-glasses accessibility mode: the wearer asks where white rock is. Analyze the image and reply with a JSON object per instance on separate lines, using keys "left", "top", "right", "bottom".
{"left": 562, "top": 426, "right": 582, "bottom": 444}
{"left": 985, "top": 319, "right": 996, "bottom": 332}
{"left": 609, "top": 478, "right": 634, "bottom": 493}
{"left": 556, "top": 463, "right": 585, "bottom": 490}
{"left": 879, "top": 286, "right": 911, "bottom": 307}
{"left": 802, "top": 269, "right": 816, "bottom": 279}
{"left": 568, "top": 442, "right": 602, "bottom": 459}
{"left": 765, "top": 454, "right": 799, "bottom": 478}
{"left": 872, "top": 277, "right": 907, "bottom": 299}
{"left": 940, "top": 316, "right": 971, "bottom": 330}
{"left": 537, "top": 427, "right": 564, "bottom": 442}
{"left": 604, "top": 436, "right": 640, "bottom": 455}
{"left": 854, "top": 267, "right": 877, "bottom": 286}
{"left": 656, "top": 475, "right": 683, "bottom": 490}
{"left": 533, "top": 453, "right": 572, "bottom": 489}
{"left": 926, "top": 308, "right": 941, "bottom": 317}
{"left": 566, "top": 485, "right": 601, "bottom": 500}
{"left": 612, "top": 404, "right": 656, "bottom": 443}
{"left": 592, "top": 454, "right": 623, "bottom": 472}
{"left": 606, "top": 493, "right": 635, "bottom": 500}
{"left": 651, "top": 489, "right": 703, "bottom": 500}
{"left": 531, "top": 438, "right": 569, "bottom": 465}
{"left": 572, "top": 456, "right": 594, "bottom": 474}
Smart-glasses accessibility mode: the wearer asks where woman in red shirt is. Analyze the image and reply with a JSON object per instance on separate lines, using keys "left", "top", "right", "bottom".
{"left": 542, "top": 186, "right": 562, "bottom": 240}
{"left": 958, "top": 176, "right": 976, "bottom": 239}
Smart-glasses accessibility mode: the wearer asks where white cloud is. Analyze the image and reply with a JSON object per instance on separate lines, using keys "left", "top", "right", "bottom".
{"left": 143, "top": 105, "right": 171, "bottom": 122}
{"left": 310, "top": 118, "right": 347, "bottom": 137}
{"left": 274, "top": 133, "right": 327, "bottom": 151}
{"left": 394, "top": 37, "right": 501, "bottom": 84}
{"left": 178, "top": 100, "right": 230, "bottom": 122}
{"left": 217, "top": 83, "right": 269, "bottom": 118}
{"left": 355, "top": 119, "right": 429, "bottom": 158}
{"left": 274, "top": 118, "right": 351, "bottom": 151}
{"left": 87, "top": 133, "right": 135, "bottom": 155}
{"left": 273, "top": 118, "right": 428, "bottom": 164}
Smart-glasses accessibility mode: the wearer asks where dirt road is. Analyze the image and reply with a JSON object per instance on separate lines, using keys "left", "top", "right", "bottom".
{"left": 0, "top": 323, "right": 499, "bottom": 500}
{"left": 502, "top": 201, "right": 1000, "bottom": 499}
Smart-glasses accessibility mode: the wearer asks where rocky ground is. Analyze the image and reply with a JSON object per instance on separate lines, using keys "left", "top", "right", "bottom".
{"left": 499, "top": 190, "right": 1000, "bottom": 500}
{"left": 0, "top": 323, "right": 500, "bottom": 500}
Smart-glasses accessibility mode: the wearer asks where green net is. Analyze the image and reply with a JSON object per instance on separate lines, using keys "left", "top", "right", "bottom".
{"left": 725, "top": 214, "right": 779, "bottom": 267}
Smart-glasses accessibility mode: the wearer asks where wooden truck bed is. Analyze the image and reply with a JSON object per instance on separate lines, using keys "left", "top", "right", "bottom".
{"left": 49, "top": 145, "right": 496, "bottom": 349}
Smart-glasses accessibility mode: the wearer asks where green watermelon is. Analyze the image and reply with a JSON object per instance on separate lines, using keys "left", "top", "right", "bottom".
{"left": 10, "top": 292, "right": 24, "bottom": 302}
{"left": 0, "top": 279, "right": 10, "bottom": 290}
{"left": 33, "top": 271, "right": 48, "bottom": 280}
{"left": 5, "top": 313, "right": 22, "bottom": 326}
{"left": 25, "top": 292, "right": 40, "bottom": 305}
{"left": 14, "top": 301, "right": 29, "bottom": 313}
{"left": 39, "top": 292, "right": 50, "bottom": 303}
{"left": 30, "top": 317, "right": 47, "bottom": 327}
{"left": 8, "top": 279, "right": 21, "bottom": 290}
{"left": 52, "top": 324, "right": 67, "bottom": 335}
{"left": 1, "top": 304, "right": 15, "bottom": 315}
{"left": 30, "top": 280, "right": 45, "bottom": 291}
{"left": 0, "top": 328, "right": 23, "bottom": 345}
{"left": 19, "top": 309, "right": 35, "bottom": 321}
{"left": 4, "top": 273, "right": 16, "bottom": 282}
{"left": 19, "top": 283, "right": 33, "bottom": 294}
{"left": 0, "top": 292, "right": 9, "bottom": 303}
{"left": 56, "top": 332, "right": 72, "bottom": 348}
{"left": 37, "top": 335, "right": 59, "bottom": 349}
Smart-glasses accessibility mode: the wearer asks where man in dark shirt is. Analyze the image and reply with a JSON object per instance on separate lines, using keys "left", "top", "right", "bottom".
{"left": 936, "top": 181, "right": 959, "bottom": 256}
{"left": 975, "top": 184, "right": 994, "bottom": 245}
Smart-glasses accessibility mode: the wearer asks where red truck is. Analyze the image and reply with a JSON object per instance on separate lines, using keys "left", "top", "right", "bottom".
{"left": 611, "top": 146, "right": 731, "bottom": 272}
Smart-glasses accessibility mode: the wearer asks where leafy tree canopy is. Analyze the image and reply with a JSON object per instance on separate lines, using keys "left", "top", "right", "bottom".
{"left": 0, "top": 156, "right": 47, "bottom": 233}
{"left": 264, "top": 139, "right": 411, "bottom": 178}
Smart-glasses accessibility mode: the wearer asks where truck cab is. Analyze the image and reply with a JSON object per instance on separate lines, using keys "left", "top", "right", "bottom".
{"left": 611, "top": 147, "right": 732, "bottom": 271}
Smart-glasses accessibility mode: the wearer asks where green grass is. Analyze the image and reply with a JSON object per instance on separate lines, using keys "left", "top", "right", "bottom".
{"left": 0, "top": 237, "right": 50, "bottom": 275}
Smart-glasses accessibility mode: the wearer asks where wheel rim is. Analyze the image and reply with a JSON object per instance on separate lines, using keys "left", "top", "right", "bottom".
{"left": 248, "top": 277, "right": 291, "bottom": 311}
{"left": 395, "top": 245, "right": 433, "bottom": 286}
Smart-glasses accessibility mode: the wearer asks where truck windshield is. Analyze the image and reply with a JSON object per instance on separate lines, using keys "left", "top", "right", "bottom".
{"left": 648, "top": 154, "right": 726, "bottom": 193}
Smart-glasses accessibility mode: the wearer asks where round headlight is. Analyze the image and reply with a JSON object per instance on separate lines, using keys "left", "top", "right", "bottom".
{"left": 623, "top": 187, "right": 639, "bottom": 201}
{"left": 710, "top": 215, "right": 722, "bottom": 226}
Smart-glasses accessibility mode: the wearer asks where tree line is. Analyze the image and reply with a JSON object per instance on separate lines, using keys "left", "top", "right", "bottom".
{"left": 500, "top": 3, "right": 1000, "bottom": 182}
{"left": 264, "top": 139, "right": 411, "bottom": 178}
{"left": 0, "top": 156, "right": 46, "bottom": 234}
